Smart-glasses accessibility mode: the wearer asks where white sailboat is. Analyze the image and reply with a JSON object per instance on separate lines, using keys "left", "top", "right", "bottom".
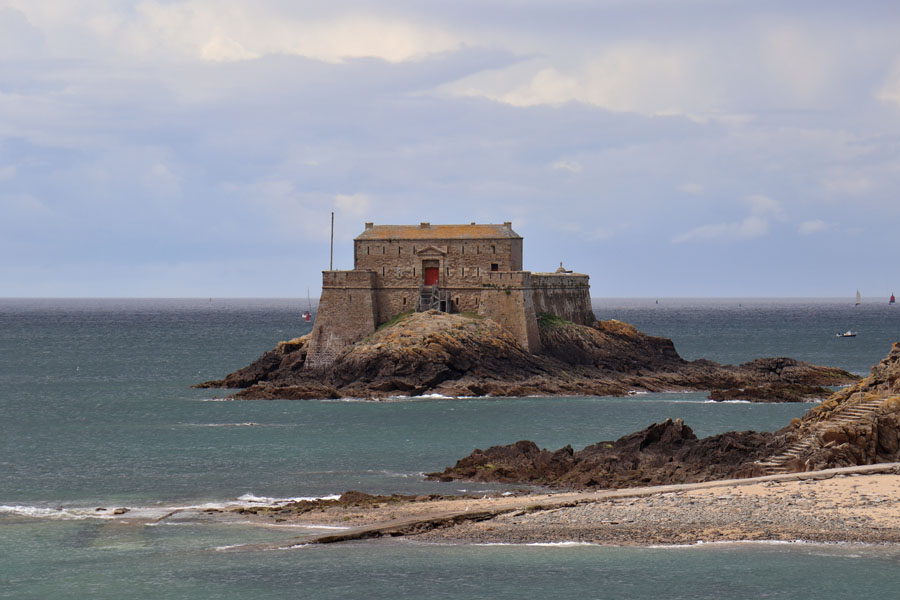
{"left": 302, "top": 288, "right": 313, "bottom": 322}
{"left": 855, "top": 289, "right": 861, "bottom": 306}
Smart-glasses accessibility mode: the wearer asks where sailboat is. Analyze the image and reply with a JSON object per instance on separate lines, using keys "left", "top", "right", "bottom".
{"left": 855, "top": 289, "right": 861, "bottom": 306}
{"left": 891, "top": 292, "right": 896, "bottom": 306}
{"left": 302, "top": 288, "right": 313, "bottom": 322}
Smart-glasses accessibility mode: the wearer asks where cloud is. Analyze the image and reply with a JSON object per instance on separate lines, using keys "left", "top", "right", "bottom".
{"left": 672, "top": 215, "right": 768, "bottom": 244}
{"left": 798, "top": 219, "right": 830, "bottom": 235}
{"left": 671, "top": 195, "right": 783, "bottom": 243}
{"left": 824, "top": 176, "right": 872, "bottom": 197}
{"left": 334, "top": 193, "right": 372, "bottom": 217}
{"left": 550, "top": 159, "right": 582, "bottom": 173}
{"left": 445, "top": 44, "right": 712, "bottom": 116}
{"left": 678, "top": 183, "right": 704, "bottom": 195}
{"left": 877, "top": 58, "right": 900, "bottom": 108}
{"left": 747, "top": 194, "right": 785, "bottom": 220}
{"left": 0, "top": 7, "right": 44, "bottom": 59}
{"left": 6, "top": 1, "right": 464, "bottom": 64}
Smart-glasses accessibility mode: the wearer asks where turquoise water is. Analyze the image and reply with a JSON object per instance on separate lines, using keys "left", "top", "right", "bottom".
{"left": 2, "top": 298, "right": 899, "bottom": 598}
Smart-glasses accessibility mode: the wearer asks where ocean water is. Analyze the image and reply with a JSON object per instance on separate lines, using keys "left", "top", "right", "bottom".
{"left": 2, "top": 297, "right": 899, "bottom": 598}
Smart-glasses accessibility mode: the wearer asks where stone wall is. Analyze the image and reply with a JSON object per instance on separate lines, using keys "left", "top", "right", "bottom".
{"left": 531, "top": 273, "right": 595, "bottom": 326}
{"left": 354, "top": 237, "right": 522, "bottom": 289}
{"left": 305, "top": 270, "right": 377, "bottom": 369}
{"left": 477, "top": 272, "right": 542, "bottom": 353}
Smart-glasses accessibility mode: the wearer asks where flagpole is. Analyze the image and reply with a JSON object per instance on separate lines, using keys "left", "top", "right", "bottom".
{"left": 330, "top": 211, "right": 334, "bottom": 271}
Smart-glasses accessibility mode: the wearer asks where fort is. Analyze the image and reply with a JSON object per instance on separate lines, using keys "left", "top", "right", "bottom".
{"left": 305, "top": 221, "right": 595, "bottom": 368}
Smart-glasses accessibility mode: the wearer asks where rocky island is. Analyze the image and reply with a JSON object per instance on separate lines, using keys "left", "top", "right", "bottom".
{"left": 199, "top": 221, "right": 855, "bottom": 401}
{"left": 197, "top": 310, "right": 854, "bottom": 401}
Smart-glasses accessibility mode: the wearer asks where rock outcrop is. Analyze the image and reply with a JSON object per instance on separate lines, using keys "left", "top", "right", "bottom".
{"left": 426, "top": 418, "right": 784, "bottom": 489}
{"left": 196, "top": 311, "right": 856, "bottom": 400}
{"left": 755, "top": 342, "right": 900, "bottom": 473}
{"left": 431, "top": 343, "right": 900, "bottom": 489}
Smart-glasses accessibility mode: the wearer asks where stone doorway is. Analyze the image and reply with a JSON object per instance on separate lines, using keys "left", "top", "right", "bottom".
{"left": 423, "top": 260, "right": 439, "bottom": 285}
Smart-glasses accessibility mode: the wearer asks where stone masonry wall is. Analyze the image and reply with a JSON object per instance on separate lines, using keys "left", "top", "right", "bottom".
{"left": 305, "top": 270, "right": 377, "bottom": 369}
{"left": 531, "top": 273, "right": 595, "bottom": 326}
{"left": 354, "top": 238, "right": 522, "bottom": 289}
{"left": 477, "top": 272, "right": 542, "bottom": 353}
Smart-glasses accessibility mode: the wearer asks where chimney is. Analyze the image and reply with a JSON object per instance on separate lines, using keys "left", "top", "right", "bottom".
{"left": 504, "top": 221, "right": 512, "bottom": 229}
{"left": 420, "top": 222, "right": 430, "bottom": 228}
{"left": 365, "top": 222, "right": 374, "bottom": 229}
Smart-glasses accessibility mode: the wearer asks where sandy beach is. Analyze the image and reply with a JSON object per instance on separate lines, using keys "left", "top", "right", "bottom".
{"left": 233, "top": 465, "right": 900, "bottom": 548}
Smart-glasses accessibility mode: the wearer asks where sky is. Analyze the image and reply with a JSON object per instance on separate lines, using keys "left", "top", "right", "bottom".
{"left": 2, "top": 0, "right": 900, "bottom": 298}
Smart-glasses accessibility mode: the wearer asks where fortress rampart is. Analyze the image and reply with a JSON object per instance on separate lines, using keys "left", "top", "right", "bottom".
{"left": 305, "top": 223, "right": 595, "bottom": 368}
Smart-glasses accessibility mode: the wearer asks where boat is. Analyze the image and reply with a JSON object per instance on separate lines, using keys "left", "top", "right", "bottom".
{"left": 891, "top": 292, "right": 896, "bottom": 305}
{"left": 302, "top": 288, "right": 313, "bottom": 322}
{"left": 836, "top": 330, "right": 857, "bottom": 338}
{"left": 855, "top": 289, "right": 861, "bottom": 306}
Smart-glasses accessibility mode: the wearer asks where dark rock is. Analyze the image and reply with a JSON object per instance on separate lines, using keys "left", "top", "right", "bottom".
{"left": 427, "top": 418, "right": 785, "bottom": 489}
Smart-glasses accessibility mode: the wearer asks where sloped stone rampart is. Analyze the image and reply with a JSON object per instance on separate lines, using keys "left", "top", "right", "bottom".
{"left": 305, "top": 271, "right": 377, "bottom": 369}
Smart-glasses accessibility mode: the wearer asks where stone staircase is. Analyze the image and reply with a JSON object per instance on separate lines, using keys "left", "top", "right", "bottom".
{"left": 755, "top": 395, "right": 887, "bottom": 474}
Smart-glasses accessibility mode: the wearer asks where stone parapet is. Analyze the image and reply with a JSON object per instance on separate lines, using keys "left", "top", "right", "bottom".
{"left": 531, "top": 272, "right": 595, "bottom": 326}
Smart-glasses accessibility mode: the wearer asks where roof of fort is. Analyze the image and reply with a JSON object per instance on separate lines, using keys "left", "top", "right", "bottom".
{"left": 355, "top": 223, "right": 522, "bottom": 241}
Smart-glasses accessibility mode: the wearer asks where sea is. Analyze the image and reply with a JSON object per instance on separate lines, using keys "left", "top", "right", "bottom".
{"left": 2, "top": 297, "right": 900, "bottom": 599}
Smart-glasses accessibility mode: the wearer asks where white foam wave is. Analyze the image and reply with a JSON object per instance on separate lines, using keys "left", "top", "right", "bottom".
{"left": 0, "top": 504, "right": 107, "bottom": 520}
{"left": 180, "top": 422, "right": 266, "bottom": 427}
{"left": 1, "top": 493, "right": 344, "bottom": 522}
{"left": 475, "top": 541, "right": 598, "bottom": 547}
{"left": 232, "top": 493, "right": 341, "bottom": 506}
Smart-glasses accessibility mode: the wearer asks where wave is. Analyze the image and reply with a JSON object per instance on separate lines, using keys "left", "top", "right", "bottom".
{"left": 0, "top": 493, "right": 344, "bottom": 522}
{"left": 475, "top": 541, "right": 599, "bottom": 547}
{"left": 0, "top": 504, "right": 111, "bottom": 520}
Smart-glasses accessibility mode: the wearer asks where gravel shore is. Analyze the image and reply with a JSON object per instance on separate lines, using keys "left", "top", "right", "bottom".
{"left": 413, "top": 473, "right": 900, "bottom": 545}
{"left": 240, "top": 469, "right": 900, "bottom": 547}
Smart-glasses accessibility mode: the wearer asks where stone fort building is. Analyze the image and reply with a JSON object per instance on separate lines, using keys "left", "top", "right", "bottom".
{"left": 305, "top": 222, "right": 595, "bottom": 368}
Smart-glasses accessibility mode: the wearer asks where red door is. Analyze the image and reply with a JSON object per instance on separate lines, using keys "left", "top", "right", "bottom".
{"left": 424, "top": 267, "right": 439, "bottom": 286}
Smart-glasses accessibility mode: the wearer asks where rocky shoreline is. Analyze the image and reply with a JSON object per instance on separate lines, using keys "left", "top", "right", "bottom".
{"left": 429, "top": 343, "right": 900, "bottom": 489}
{"left": 197, "top": 311, "right": 855, "bottom": 401}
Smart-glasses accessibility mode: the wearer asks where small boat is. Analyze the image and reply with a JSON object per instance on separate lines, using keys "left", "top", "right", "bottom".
{"left": 891, "top": 292, "right": 896, "bottom": 305}
{"left": 302, "top": 288, "right": 313, "bottom": 322}
{"left": 855, "top": 289, "right": 861, "bottom": 306}
{"left": 836, "top": 330, "right": 857, "bottom": 338}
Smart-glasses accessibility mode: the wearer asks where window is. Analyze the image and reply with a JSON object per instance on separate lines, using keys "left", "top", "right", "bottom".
{"left": 367, "top": 246, "right": 370, "bottom": 255}
{"left": 403, "top": 297, "right": 407, "bottom": 306}
{"left": 382, "top": 246, "right": 385, "bottom": 254}
{"left": 491, "top": 245, "right": 496, "bottom": 253}
{"left": 398, "top": 246, "right": 401, "bottom": 255}
{"left": 491, "top": 263, "right": 499, "bottom": 271}
{"left": 461, "top": 267, "right": 465, "bottom": 276}
{"left": 382, "top": 267, "right": 385, "bottom": 276}
{"left": 462, "top": 246, "right": 465, "bottom": 254}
